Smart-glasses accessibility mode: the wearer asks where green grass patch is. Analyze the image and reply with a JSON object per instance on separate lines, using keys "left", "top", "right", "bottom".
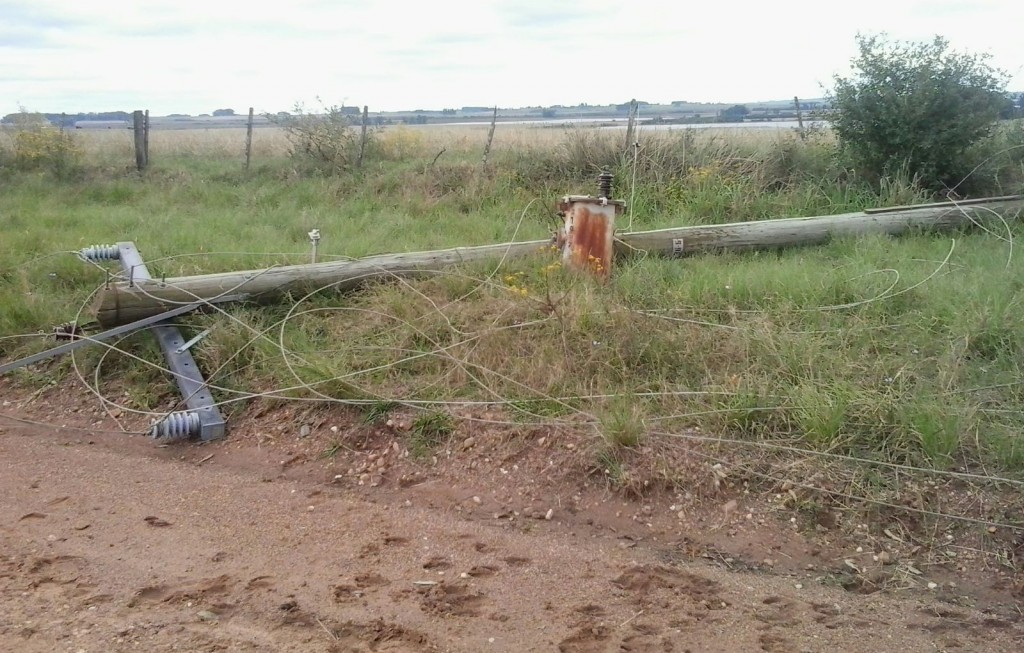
{"left": 409, "top": 411, "right": 456, "bottom": 457}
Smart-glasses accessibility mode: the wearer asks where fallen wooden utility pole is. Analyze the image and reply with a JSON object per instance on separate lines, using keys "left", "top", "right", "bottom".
{"left": 92, "top": 240, "right": 551, "bottom": 327}
{"left": 92, "top": 198, "right": 1023, "bottom": 327}
{"left": 613, "top": 197, "right": 1023, "bottom": 258}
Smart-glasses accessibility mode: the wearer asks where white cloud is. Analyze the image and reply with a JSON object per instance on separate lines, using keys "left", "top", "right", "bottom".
{"left": 1, "top": 0, "right": 1020, "bottom": 115}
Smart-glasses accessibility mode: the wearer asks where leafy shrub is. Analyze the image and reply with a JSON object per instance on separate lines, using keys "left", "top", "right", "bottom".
{"left": 1, "top": 112, "right": 81, "bottom": 177}
{"left": 269, "top": 101, "right": 375, "bottom": 174}
{"left": 830, "top": 35, "right": 1009, "bottom": 194}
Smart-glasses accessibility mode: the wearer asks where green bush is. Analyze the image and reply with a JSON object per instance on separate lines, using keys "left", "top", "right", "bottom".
{"left": 0, "top": 112, "right": 81, "bottom": 178}
{"left": 269, "top": 101, "right": 374, "bottom": 174}
{"left": 830, "top": 35, "right": 1009, "bottom": 194}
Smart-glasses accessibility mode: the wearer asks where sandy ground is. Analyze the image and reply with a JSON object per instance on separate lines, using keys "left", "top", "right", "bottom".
{"left": 1, "top": 404, "right": 1022, "bottom": 652}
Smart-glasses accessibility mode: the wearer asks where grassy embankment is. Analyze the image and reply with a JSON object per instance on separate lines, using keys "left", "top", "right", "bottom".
{"left": 1, "top": 122, "right": 1023, "bottom": 488}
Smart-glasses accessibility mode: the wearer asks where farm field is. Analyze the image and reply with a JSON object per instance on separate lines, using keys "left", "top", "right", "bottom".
{"left": 1, "top": 122, "right": 1023, "bottom": 650}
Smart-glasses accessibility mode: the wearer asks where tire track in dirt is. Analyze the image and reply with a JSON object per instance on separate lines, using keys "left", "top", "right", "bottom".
{"left": 1, "top": 424, "right": 1021, "bottom": 652}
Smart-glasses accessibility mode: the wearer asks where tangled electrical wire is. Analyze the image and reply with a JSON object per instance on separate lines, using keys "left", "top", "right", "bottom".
{"left": 1, "top": 197, "right": 1023, "bottom": 536}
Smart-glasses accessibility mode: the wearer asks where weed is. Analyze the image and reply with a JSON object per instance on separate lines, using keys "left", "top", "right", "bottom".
{"left": 409, "top": 411, "right": 456, "bottom": 457}
{"left": 599, "top": 398, "right": 645, "bottom": 448}
{"left": 320, "top": 440, "right": 344, "bottom": 459}
{"left": 362, "top": 401, "right": 398, "bottom": 425}
{"left": 595, "top": 447, "right": 628, "bottom": 486}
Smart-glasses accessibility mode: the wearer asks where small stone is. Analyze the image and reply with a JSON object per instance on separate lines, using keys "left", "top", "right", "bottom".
{"left": 856, "top": 547, "right": 863, "bottom": 553}
{"left": 307, "top": 505, "right": 315, "bottom": 512}
{"left": 545, "top": 508, "right": 554, "bottom": 521}
{"left": 489, "top": 638, "right": 495, "bottom": 644}
{"left": 386, "top": 419, "right": 395, "bottom": 428}
{"left": 927, "top": 582, "right": 938, "bottom": 590}
{"left": 987, "top": 526, "right": 997, "bottom": 534}
{"left": 299, "top": 425, "right": 311, "bottom": 438}
{"left": 877, "top": 551, "right": 891, "bottom": 564}
{"left": 46, "top": 535, "right": 57, "bottom": 542}
{"left": 461, "top": 437, "right": 476, "bottom": 450}
{"left": 460, "top": 572, "right": 469, "bottom": 579}
{"left": 197, "top": 610, "right": 218, "bottom": 622}
{"left": 472, "top": 496, "right": 482, "bottom": 504}
{"left": 794, "top": 583, "right": 803, "bottom": 590}
{"left": 537, "top": 437, "right": 546, "bottom": 446}
{"left": 330, "top": 426, "right": 339, "bottom": 433}
{"left": 358, "top": 474, "right": 370, "bottom": 485}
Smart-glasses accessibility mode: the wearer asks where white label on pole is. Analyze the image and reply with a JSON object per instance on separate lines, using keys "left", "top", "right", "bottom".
{"left": 672, "top": 238, "right": 684, "bottom": 256}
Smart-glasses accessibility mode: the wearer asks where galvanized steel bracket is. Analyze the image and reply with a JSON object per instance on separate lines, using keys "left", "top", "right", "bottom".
{"left": 112, "top": 242, "right": 226, "bottom": 442}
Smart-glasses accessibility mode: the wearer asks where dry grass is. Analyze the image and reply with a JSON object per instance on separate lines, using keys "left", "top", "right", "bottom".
{"left": 63, "top": 122, "right": 828, "bottom": 168}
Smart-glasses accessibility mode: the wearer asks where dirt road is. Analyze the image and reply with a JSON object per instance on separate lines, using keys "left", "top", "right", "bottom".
{"left": 1, "top": 417, "right": 1022, "bottom": 652}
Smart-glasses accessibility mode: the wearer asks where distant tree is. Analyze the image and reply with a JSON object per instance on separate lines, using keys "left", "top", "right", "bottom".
{"left": 721, "top": 105, "right": 749, "bottom": 121}
{"left": 212, "top": 108, "right": 236, "bottom": 117}
{"left": 1, "top": 111, "right": 48, "bottom": 127}
{"left": 829, "top": 34, "right": 1008, "bottom": 192}
{"left": 541, "top": 108, "right": 557, "bottom": 118}
{"left": 999, "top": 96, "right": 1022, "bottom": 120}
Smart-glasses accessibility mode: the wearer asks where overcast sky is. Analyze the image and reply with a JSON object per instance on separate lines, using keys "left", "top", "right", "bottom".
{"left": 2, "top": 0, "right": 1021, "bottom": 116}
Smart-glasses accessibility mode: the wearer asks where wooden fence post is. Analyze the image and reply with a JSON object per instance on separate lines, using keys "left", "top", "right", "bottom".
{"left": 133, "top": 110, "right": 148, "bottom": 171}
{"left": 144, "top": 109, "right": 150, "bottom": 163}
{"left": 793, "top": 96, "right": 805, "bottom": 139}
{"left": 623, "top": 99, "right": 637, "bottom": 154}
{"left": 482, "top": 106, "right": 497, "bottom": 165}
{"left": 245, "top": 107, "right": 254, "bottom": 172}
{"left": 357, "top": 105, "right": 369, "bottom": 168}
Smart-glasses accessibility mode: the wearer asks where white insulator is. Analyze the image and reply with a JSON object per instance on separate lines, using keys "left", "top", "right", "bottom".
{"left": 151, "top": 411, "right": 200, "bottom": 440}
{"left": 79, "top": 244, "right": 120, "bottom": 261}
